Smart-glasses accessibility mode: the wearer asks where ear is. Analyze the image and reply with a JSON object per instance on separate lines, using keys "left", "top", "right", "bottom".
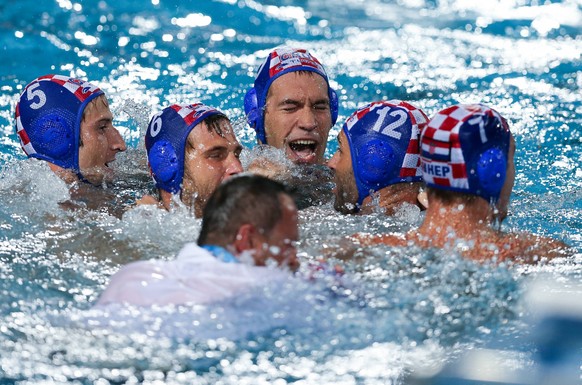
{"left": 232, "top": 223, "right": 256, "bottom": 253}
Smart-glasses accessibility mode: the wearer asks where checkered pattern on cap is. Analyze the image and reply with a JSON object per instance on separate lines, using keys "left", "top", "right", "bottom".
{"left": 170, "top": 103, "right": 221, "bottom": 127}
{"left": 36, "top": 74, "right": 102, "bottom": 102}
{"left": 267, "top": 47, "right": 327, "bottom": 78}
{"left": 420, "top": 104, "right": 502, "bottom": 190}
{"left": 15, "top": 103, "right": 36, "bottom": 156}
{"left": 345, "top": 100, "right": 429, "bottom": 179}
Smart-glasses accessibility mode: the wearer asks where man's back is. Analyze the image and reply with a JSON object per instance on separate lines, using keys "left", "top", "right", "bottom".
{"left": 97, "top": 242, "right": 291, "bottom": 306}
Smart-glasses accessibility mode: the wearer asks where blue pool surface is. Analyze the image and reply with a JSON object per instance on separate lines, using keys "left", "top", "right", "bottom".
{"left": 0, "top": 0, "right": 581, "bottom": 384}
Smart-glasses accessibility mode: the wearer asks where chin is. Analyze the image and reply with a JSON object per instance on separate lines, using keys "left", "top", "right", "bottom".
{"left": 82, "top": 166, "right": 114, "bottom": 186}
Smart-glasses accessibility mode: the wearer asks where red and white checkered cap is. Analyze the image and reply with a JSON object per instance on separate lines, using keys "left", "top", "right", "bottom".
{"left": 420, "top": 104, "right": 509, "bottom": 196}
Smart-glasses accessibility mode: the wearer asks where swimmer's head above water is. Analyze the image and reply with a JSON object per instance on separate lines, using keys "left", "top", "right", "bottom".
{"left": 198, "top": 174, "right": 300, "bottom": 271}
{"left": 244, "top": 46, "right": 338, "bottom": 165}
{"left": 15, "top": 74, "right": 126, "bottom": 185}
{"left": 354, "top": 104, "right": 568, "bottom": 262}
{"left": 327, "top": 100, "right": 429, "bottom": 214}
{"left": 144, "top": 103, "right": 243, "bottom": 217}
{"left": 420, "top": 103, "right": 513, "bottom": 218}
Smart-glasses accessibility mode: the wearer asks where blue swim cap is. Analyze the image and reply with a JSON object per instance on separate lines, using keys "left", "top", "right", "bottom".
{"left": 145, "top": 104, "right": 227, "bottom": 194}
{"left": 15, "top": 75, "right": 104, "bottom": 173}
{"left": 342, "top": 100, "right": 429, "bottom": 205}
{"left": 244, "top": 46, "right": 338, "bottom": 143}
{"left": 420, "top": 104, "right": 511, "bottom": 202}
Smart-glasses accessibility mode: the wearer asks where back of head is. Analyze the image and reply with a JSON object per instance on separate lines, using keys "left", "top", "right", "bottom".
{"left": 342, "top": 100, "right": 429, "bottom": 205}
{"left": 145, "top": 103, "right": 228, "bottom": 193}
{"left": 198, "top": 175, "right": 292, "bottom": 247}
{"left": 420, "top": 104, "right": 511, "bottom": 203}
{"left": 15, "top": 74, "right": 104, "bottom": 173}
{"left": 244, "top": 46, "right": 339, "bottom": 143}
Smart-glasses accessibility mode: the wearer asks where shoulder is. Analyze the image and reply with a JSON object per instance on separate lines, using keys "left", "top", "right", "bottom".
{"left": 95, "top": 258, "right": 169, "bottom": 305}
{"left": 136, "top": 194, "right": 161, "bottom": 206}
{"left": 496, "top": 232, "right": 570, "bottom": 263}
{"left": 348, "top": 232, "right": 409, "bottom": 247}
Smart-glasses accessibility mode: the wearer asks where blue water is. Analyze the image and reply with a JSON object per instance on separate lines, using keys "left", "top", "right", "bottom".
{"left": 0, "top": 0, "right": 581, "bottom": 384}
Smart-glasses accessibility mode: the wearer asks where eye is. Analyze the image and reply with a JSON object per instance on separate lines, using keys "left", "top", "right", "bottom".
{"left": 207, "top": 150, "right": 227, "bottom": 160}
{"left": 313, "top": 103, "right": 329, "bottom": 111}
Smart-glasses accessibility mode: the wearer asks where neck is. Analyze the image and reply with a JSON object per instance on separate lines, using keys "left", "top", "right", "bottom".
{"left": 48, "top": 163, "right": 79, "bottom": 184}
{"left": 159, "top": 189, "right": 203, "bottom": 217}
{"left": 417, "top": 194, "right": 494, "bottom": 244}
{"left": 201, "top": 244, "right": 239, "bottom": 263}
{"left": 179, "top": 191, "right": 203, "bottom": 218}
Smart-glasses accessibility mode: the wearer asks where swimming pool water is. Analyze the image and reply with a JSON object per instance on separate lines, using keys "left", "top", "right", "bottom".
{"left": 0, "top": 0, "right": 581, "bottom": 384}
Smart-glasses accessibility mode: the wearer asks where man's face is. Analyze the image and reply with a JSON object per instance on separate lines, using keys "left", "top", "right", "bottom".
{"left": 263, "top": 72, "right": 332, "bottom": 165}
{"left": 253, "top": 194, "right": 300, "bottom": 272}
{"left": 327, "top": 130, "right": 359, "bottom": 214}
{"left": 495, "top": 135, "right": 515, "bottom": 222}
{"left": 78, "top": 96, "right": 127, "bottom": 185}
{"left": 182, "top": 119, "right": 243, "bottom": 217}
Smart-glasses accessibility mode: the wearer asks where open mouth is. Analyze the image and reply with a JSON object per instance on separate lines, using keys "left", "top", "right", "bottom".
{"left": 288, "top": 139, "right": 318, "bottom": 162}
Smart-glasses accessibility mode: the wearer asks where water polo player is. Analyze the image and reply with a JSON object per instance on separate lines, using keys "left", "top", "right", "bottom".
{"left": 244, "top": 46, "right": 337, "bottom": 165}
{"left": 15, "top": 74, "right": 126, "bottom": 185}
{"left": 327, "top": 100, "right": 429, "bottom": 215}
{"left": 139, "top": 103, "right": 243, "bottom": 217}
{"left": 355, "top": 104, "right": 569, "bottom": 262}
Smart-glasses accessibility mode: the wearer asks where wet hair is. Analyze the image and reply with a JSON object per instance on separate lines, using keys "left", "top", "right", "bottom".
{"left": 197, "top": 175, "right": 295, "bottom": 247}
{"left": 427, "top": 186, "right": 479, "bottom": 204}
{"left": 81, "top": 94, "right": 109, "bottom": 123}
{"left": 204, "top": 113, "right": 230, "bottom": 137}
{"left": 79, "top": 95, "right": 109, "bottom": 147}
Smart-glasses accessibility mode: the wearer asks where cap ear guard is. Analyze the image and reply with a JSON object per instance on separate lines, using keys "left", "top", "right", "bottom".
{"left": 244, "top": 87, "right": 264, "bottom": 142}
{"left": 31, "top": 110, "right": 76, "bottom": 161}
{"left": 355, "top": 138, "right": 396, "bottom": 187}
{"left": 476, "top": 147, "right": 507, "bottom": 201}
{"left": 329, "top": 88, "right": 339, "bottom": 126}
{"left": 148, "top": 140, "right": 180, "bottom": 193}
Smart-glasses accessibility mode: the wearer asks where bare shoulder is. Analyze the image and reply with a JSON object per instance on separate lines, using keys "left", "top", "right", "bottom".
{"left": 136, "top": 194, "right": 160, "bottom": 206}
{"left": 498, "top": 232, "right": 571, "bottom": 263}
{"left": 319, "top": 232, "right": 408, "bottom": 261}
{"left": 349, "top": 232, "right": 409, "bottom": 247}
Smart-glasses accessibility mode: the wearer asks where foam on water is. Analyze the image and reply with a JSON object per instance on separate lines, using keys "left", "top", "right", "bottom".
{"left": 0, "top": 0, "right": 580, "bottom": 383}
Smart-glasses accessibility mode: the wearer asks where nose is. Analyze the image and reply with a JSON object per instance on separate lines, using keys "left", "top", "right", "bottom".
{"left": 108, "top": 126, "right": 127, "bottom": 152}
{"left": 327, "top": 151, "right": 339, "bottom": 170}
{"left": 225, "top": 152, "right": 243, "bottom": 178}
{"left": 297, "top": 106, "right": 318, "bottom": 131}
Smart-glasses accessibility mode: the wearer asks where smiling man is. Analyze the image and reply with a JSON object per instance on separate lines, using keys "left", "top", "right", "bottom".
{"left": 139, "top": 103, "right": 244, "bottom": 217}
{"left": 15, "top": 74, "right": 127, "bottom": 186}
{"left": 244, "top": 46, "right": 338, "bottom": 165}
